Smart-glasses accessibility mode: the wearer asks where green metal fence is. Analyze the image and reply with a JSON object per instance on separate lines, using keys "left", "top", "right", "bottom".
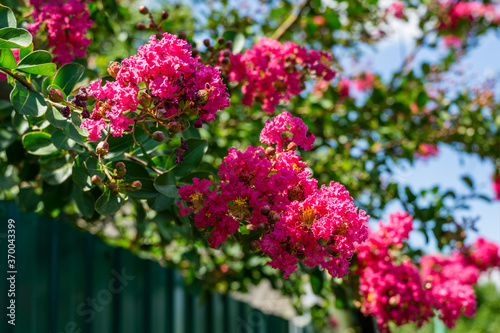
{"left": 0, "top": 202, "right": 313, "bottom": 333}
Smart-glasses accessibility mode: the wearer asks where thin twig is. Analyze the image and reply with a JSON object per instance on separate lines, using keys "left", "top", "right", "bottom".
{"left": 0, "top": 67, "right": 35, "bottom": 91}
{"left": 271, "top": 0, "right": 312, "bottom": 41}
{"left": 124, "top": 153, "right": 163, "bottom": 175}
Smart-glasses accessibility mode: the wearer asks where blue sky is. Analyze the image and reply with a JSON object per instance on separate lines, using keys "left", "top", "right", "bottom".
{"left": 360, "top": 22, "right": 500, "bottom": 252}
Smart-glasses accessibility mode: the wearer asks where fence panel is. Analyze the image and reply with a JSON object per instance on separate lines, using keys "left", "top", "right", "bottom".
{"left": 0, "top": 202, "right": 305, "bottom": 333}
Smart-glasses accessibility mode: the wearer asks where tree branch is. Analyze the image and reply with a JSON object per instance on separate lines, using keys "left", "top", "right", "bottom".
{"left": 0, "top": 67, "right": 35, "bottom": 91}
{"left": 271, "top": 0, "right": 312, "bottom": 41}
{"left": 124, "top": 153, "right": 163, "bottom": 175}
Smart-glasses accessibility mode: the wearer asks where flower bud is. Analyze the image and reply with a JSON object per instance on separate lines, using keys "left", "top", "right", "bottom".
{"left": 221, "top": 57, "right": 230, "bottom": 65}
{"left": 161, "top": 11, "right": 169, "bottom": 20}
{"left": 268, "top": 211, "right": 280, "bottom": 223}
{"left": 136, "top": 22, "right": 146, "bottom": 30}
{"left": 107, "top": 61, "right": 121, "bottom": 78}
{"left": 138, "top": 92, "right": 152, "bottom": 107}
{"left": 265, "top": 146, "right": 276, "bottom": 157}
{"left": 166, "top": 121, "right": 183, "bottom": 134}
{"left": 257, "top": 222, "right": 268, "bottom": 233}
{"left": 147, "top": 22, "right": 157, "bottom": 30}
{"left": 249, "top": 240, "right": 261, "bottom": 252}
{"left": 225, "top": 41, "right": 233, "bottom": 48}
{"left": 48, "top": 88, "right": 65, "bottom": 103}
{"left": 287, "top": 142, "right": 298, "bottom": 151}
{"left": 222, "top": 50, "right": 231, "bottom": 57}
{"left": 91, "top": 175, "right": 103, "bottom": 186}
{"left": 260, "top": 205, "right": 270, "bottom": 216}
{"left": 60, "top": 106, "right": 71, "bottom": 118}
{"left": 218, "top": 37, "right": 225, "bottom": 45}
{"left": 108, "top": 182, "right": 119, "bottom": 195}
{"left": 178, "top": 32, "right": 187, "bottom": 40}
{"left": 203, "top": 39, "right": 210, "bottom": 47}
{"left": 152, "top": 131, "right": 165, "bottom": 142}
{"left": 192, "top": 48, "right": 199, "bottom": 56}
{"left": 81, "top": 109, "right": 90, "bottom": 119}
{"left": 193, "top": 119, "right": 203, "bottom": 128}
{"left": 139, "top": 6, "right": 148, "bottom": 14}
{"left": 115, "top": 162, "right": 127, "bottom": 177}
{"left": 96, "top": 141, "right": 109, "bottom": 156}
{"left": 131, "top": 180, "right": 142, "bottom": 191}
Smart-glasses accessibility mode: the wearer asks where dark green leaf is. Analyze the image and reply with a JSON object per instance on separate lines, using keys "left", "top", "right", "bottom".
{"left": 17, "top": 187, "right": 40, "bottom": 211}
{"left": 95, "top": 188, "right": 123, "bottom": 215}
{"left": 10, "top": 82, "right": 47, "bottom": 117}
{"left": 172, "top": 138, "right": 208, "bottom": 177}
{"left": 154, "top": 172, "right": 178, "bottom": 198}
{"left": 147, "top": 194, "right": 174, "bottom": 211}
{"left": 72, "top": 186, "right": 95, "bottom": 218}
{"left": 53, "top": 63, "right": 85, "bottom": 95}
{"left": 462, "top": 176, "right": 473, "bottom": 188}
{"left": 0, "top": 4, "right": 16, "bottom": 29}
{"left": 46, "top": 104, "right": 69, "bottom": 128}
{"left": 22, "top": 131, "right": 58, "bottom": 155}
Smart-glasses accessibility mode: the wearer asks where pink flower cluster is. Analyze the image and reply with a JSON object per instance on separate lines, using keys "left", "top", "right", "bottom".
{"left": 28, "top": 0, "right": 93, "bottom": 64}
{"left": 357, "top": 212, "right": 500, "bottom": 332}
{"left": 438, "top": 1, "right": 500, "bottom": 48}
{"left": 415, "top": 143, "right": 439, "bottom": 159}
{"left": 178, "top": 112, "right": 369, "bottom": 278}
{"left": 225, "top": 37, "right": 336, "bottom": 113}
{"left": 387, "top": 2, "right": 405, "bottom": 19}
{"left": 357, "top": 212, "right": 432, "bottom": 332}
{"left": 493, "top": 173, "right": 500, "bottom": 200}
{"left": 421, "top": 237, "right": 500, "bottom": 327}
{"left": 81, "top": 33, "right": 229, "bottom": 141}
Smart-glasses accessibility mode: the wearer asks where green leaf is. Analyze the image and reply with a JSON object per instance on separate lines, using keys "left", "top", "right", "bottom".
{"left": 310, "top": 268, "right": 324, "bottom": 295}
{"left": 72, "top": 186, "right": 95, "bottom": 218}
{"left": 17, "top": 187, "right": 40, "bottom": 211}
{"left": 232, "top": 33, "right": 245, "bottom": 54}
{"left": 462, "top": 176, "right": 474, "bottom": 188}
{"left": 63, "top": 123, "right": 85, "bottom": 145}
{"left": 51, "top": 129, "right": 79, "bottom": 151}
{"left": 95, "top": 188, "right": 123, "bottom": 215}
{"left": 10, "top": 82, "right": 47, "bottom": 117}
{"left": 22, "top": 131, "right": 58, "bottom": 155}
{"left": 46, "top": 104, "right": 69, "bottom": 128}
{"left": 42, "top": 76, "right": 54, "bottom": 97}
{"left": 154, "top": 172, "right": 178, "bottom": 198}
{"left": 16, "top": 50, "right": 56, "bottom": 76}
{"left": 172, "top": 138, "right": 208, "bottom": 177}
{"left": 41, "top": 163, "right": 72, "bottom": 185}
{"left": 405, "top": 186, "right": 416, "bottom": 203}
{"left": 72, "top": 155, "right": 92, "bottom": 191}
{"left": 53, "top": 63, "right": 85, "bottom": 95}
{"left": 239, "top": 224, "right": 249, "bottom": 235}
{"left": 147, "top": 194, "right": 174, "bottom": 211}
{"left": 0, "top": 27, "right": 32, "bottom": 49}
{"left": 0, "top": 5, "right": 16, "bottom": 29}
{"left": 0, "top": 48, "right": 16, "bottom": 69}
{"left": 18, "top": 43, "right": 33, "bottom": 61}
